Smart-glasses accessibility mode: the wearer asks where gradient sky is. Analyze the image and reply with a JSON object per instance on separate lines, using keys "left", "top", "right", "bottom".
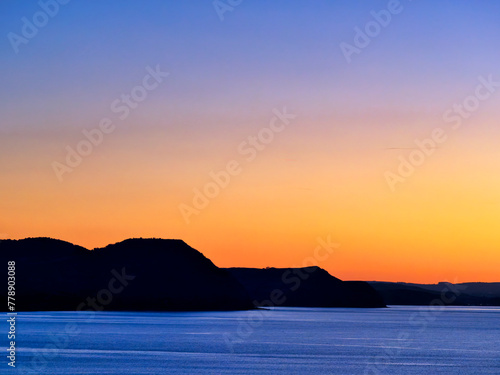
{"left": 1, "top": 0, "right": 500, "bottom": 283}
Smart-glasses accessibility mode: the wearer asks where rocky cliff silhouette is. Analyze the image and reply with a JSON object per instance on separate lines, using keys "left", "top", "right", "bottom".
{"left": 0, "top": 238, "right": 387, "bottom": 311}
{"left": 0, "top": 238, "right": 252, "bottom": 311}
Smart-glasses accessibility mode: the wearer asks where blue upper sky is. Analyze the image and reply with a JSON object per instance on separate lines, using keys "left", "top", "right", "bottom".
{"left": 2, "top": 0, "right": 500, "bottom": 136}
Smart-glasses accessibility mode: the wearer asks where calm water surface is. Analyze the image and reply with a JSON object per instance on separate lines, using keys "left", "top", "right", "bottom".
{"left": 9, "top": 306, "right": 500, "bottom": 374}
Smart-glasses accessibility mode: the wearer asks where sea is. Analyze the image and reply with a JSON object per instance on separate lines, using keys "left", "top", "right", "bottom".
{"left": 8, "top": 306, "right": 500, "bottom": 374}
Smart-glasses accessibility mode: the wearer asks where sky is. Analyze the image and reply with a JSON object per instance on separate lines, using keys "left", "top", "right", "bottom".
{"left": 1, "top": 0, "right": 500, "bottom": 283}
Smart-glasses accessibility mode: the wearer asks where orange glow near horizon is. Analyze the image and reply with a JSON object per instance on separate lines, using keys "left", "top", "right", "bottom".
{"left": 3, "top": 120, "right": 500, "bottom": 284}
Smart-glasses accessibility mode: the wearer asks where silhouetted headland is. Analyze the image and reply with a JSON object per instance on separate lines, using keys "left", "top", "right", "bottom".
{"left": 0, "top": 237, "right": 388, "bottom": 311}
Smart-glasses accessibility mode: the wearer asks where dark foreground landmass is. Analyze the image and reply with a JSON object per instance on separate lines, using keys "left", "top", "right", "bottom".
{"left": 0, "top": 238, "right": 385, "bottom": 311}
{"left": 369, "top": 281, "right": 500, "bottom": 306}
{"left": 1, "top": 238, "right": 253, "bottom": 311}
{"left": 4, "top": 237, "right": 496, "bottom": 311}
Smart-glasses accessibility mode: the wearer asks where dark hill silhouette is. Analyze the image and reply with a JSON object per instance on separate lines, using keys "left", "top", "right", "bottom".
{"left": 88, "top": 238, "right": 253, "bottom": 311}
{"left": 1, "top": 237, "right": 93, "bottom": 311}
{"left": 0, "top": 238, "right": 253, "bottom": 311}
{"left": 226, "top": 267, "right": 386, "bottom": 308}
